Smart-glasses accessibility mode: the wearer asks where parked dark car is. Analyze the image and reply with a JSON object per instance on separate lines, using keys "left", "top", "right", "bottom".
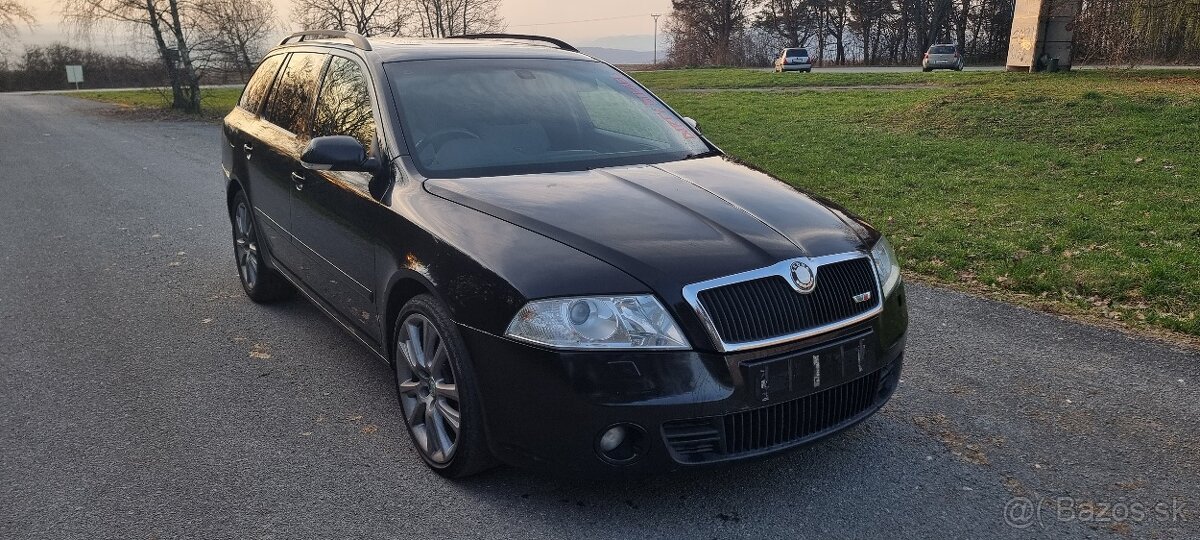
{"left": 222, "top": 31, "right": 909, "bottom": 478}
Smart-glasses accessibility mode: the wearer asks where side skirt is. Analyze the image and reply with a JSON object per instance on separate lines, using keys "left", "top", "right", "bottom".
{"left": 273, "top": 258, "right": 390, "bottom": 365}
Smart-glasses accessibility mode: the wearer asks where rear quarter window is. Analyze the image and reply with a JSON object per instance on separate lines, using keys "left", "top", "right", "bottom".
{"left": 238, "top": 55, "right": 285, "bottom": 114}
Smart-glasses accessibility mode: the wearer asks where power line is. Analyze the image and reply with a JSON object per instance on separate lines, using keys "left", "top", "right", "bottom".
{"left": 508, "top": 14, "right": 653, "bottom": 28}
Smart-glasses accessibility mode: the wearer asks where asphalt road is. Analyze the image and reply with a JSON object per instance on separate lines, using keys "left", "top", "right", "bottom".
{"left": 1, "top": 93, "right": 1197, "bottom": 540}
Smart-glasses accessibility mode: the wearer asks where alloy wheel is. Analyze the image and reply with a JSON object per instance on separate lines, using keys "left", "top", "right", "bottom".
{"left": 396, "top": 313, "right": 462, "bottom": 464}
{"left": 234, "top": 202, "right": 259, "bottom": 289}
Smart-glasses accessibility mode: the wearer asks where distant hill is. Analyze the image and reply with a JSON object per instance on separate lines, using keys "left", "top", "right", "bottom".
{"left": 579, "top": 47, "right": 658, "bottom": 65}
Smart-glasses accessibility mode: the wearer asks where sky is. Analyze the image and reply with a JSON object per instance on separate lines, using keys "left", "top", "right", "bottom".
{"left": 13, "top": 0, "right": 675, "bottom": 55}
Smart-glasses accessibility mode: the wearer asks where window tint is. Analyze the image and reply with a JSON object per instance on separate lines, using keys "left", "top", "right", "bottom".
{"left": 786, "top": 48, "right": 808, "bottom": 57}
{"left": 239, "top": 55, "right": 284, "bottom": 113}
{"left": 313, "top": 57, "right": 376, "bottom": 153}
{"left": 264, "top": 53, "right": 326, "bottom": 134}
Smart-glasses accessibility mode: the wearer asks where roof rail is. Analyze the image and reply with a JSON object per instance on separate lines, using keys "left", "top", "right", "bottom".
{"left": 452, "top": 34, "right": 579, "bottom": 53}
{"left": 280, "top": 30, "right": 372, "bottom": 51}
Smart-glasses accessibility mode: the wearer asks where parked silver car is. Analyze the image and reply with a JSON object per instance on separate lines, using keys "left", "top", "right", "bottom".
{"left": 774, "top": 47, "right": 812, "bottom": 73}
{"left": 922, "top": 44, "right": 964, "bottom": 71}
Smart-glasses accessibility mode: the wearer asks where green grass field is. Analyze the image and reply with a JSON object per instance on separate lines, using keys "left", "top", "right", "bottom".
{"left": 75, "top": 69, "right": 1200, "bottom": 337}
{"left": 644, "top": 69, "right": 1200, "bottom": 337}
{"left": 75, "top": 87, "right": 242, "bottom": 119}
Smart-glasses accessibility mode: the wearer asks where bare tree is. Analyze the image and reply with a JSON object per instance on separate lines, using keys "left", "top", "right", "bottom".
{"left": 193, "top": 0, "right": 276, "bottom": 80}
{"left": 1, "top": 0, "right": 34, "bottom": 39}
{"left": 410, "top": 0, "right": 504, "bottom": 37}
{"left": 292, "top": 0, "right": 411, "bottom": 36}
{"left": 757, "top": 0, "right": 819, "bottom": 47}
{"left": 63, "top": 0, "right": 203, "bottom": 112}
{"left": 668, "top": 0, "right": 757, "bottom": 65}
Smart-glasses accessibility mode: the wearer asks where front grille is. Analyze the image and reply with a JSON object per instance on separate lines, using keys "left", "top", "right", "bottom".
{"left": 696, "top": 257, "right": 879, "bottom": 345}
{"left": 662, "top": 369, "right": 883, "bottom": 464}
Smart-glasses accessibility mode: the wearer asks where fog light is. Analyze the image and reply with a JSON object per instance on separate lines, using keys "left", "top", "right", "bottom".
{"left": 599, "top": 426, "right": 627, "bottom": 452}
{"left": 595, "top": 423, "right": 646, "bottom": 465}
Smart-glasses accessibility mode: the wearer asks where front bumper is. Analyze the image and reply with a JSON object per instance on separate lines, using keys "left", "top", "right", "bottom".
{"left": 461, "top": 293, "right": 907, "bottom": 475}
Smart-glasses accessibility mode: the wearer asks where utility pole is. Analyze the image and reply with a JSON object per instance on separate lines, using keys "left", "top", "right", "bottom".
{"left": 651, "top": 13, "right": 661, "bottom": 64}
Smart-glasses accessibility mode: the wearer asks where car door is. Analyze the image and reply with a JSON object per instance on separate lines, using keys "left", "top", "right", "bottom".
{"left": 227, "top": 53, "right": 303, "bottom": 268}
{"left": 290, "top": 54, "right": 385, "bottom": 341}
{"left": 250, "top": 51, "right": 328, "bottom": 273}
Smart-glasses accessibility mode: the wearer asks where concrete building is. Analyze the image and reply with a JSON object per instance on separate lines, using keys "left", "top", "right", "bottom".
{"left": 1006, "top": 0, "right": 1083, "bottom": 71}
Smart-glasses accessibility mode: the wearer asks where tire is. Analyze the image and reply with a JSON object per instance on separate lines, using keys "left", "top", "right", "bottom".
{"left": 230, "top": 190, "right": 294, "bottom": 303}
{"left": 392, "top": 294, "right": 496, "bottom": 478}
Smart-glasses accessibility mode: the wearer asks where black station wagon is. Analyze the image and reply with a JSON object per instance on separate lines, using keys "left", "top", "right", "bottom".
{"left": 222, "top": 31, "right": 909, "bottom": 477}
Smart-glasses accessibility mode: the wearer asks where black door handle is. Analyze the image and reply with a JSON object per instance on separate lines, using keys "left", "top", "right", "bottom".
{"left": 291, "top": 171, "right": 305, "bottom": 191}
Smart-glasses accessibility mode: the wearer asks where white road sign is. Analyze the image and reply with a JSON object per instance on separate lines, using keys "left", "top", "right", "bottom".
{"left": 66, "top": 65, "right": 84, "bottom": 85}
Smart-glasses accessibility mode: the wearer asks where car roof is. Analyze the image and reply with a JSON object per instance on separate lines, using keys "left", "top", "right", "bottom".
{"left": 273, "top": 36, "right": 595, "bottom": 63}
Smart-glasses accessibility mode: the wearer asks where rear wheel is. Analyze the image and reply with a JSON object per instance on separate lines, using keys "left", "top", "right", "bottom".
{"left": 393, "top": 295, "right": 495, "bottom": 478}
{"left": 230, "top": 191, "right": 293, "bottom": 303}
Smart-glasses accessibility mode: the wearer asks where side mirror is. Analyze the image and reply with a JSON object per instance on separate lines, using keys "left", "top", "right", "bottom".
{"left": 683, "top": 117, "right": 701, "bottom": 133}
{"left": 301, "top": 136, "right": 380, "bottom": 173}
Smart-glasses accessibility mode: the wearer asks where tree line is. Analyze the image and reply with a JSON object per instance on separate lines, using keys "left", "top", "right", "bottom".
{"left": 0, "top": 0, "right": 503, "bottom": 109}
{"left": 666, "top": 0, "right": 1200, "bottom": 67}
{"left": 0, "top": 44, "right": 167, "bottom": 91}
{"left": 294, "top": 0, "right": 504, "bottom": 38}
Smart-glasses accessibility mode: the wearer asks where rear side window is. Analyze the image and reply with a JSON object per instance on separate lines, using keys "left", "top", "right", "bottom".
{"left": 264, "top": 52, "right": 327, "bottom": 134}
{"left": 312, "top": 57, "right": 377, "bottom": 153}
{"left": 238, "top": 55, "right": 284, "bottom": 113}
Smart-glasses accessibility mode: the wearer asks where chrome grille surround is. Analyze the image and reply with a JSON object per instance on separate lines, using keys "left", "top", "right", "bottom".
{"left": 682, "top": 252, "right": 884, "bottom": 353}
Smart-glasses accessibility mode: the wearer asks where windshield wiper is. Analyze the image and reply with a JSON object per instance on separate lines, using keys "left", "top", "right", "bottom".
{"left": 682, "top": 150, "right": 720, "bottom": 161}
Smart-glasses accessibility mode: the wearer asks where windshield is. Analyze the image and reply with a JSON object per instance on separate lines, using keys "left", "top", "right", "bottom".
{"left": 786, "top": 48, "right": 808, "bottom": 57}
{"left": 930, "top": 45, "right": 956, "bottom": 54}
{"left": 385, "top": 59, "right": 714, "bottom": 178}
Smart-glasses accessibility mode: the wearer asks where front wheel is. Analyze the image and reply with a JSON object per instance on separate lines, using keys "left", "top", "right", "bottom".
{"left": 393, "top": 295, "right": 495, "bottom": 478}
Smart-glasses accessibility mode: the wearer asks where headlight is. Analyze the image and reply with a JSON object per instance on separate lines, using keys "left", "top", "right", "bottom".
{"left": 870, "top": 236, "right": 901, "bottom": 295}
{"left": 505, "top": 295, "right": 690, "bottom": 350}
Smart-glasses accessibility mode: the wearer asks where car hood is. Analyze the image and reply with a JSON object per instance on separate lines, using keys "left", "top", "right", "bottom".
{"left": 423, "top": 156, "right": 873, "bottom": 293}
